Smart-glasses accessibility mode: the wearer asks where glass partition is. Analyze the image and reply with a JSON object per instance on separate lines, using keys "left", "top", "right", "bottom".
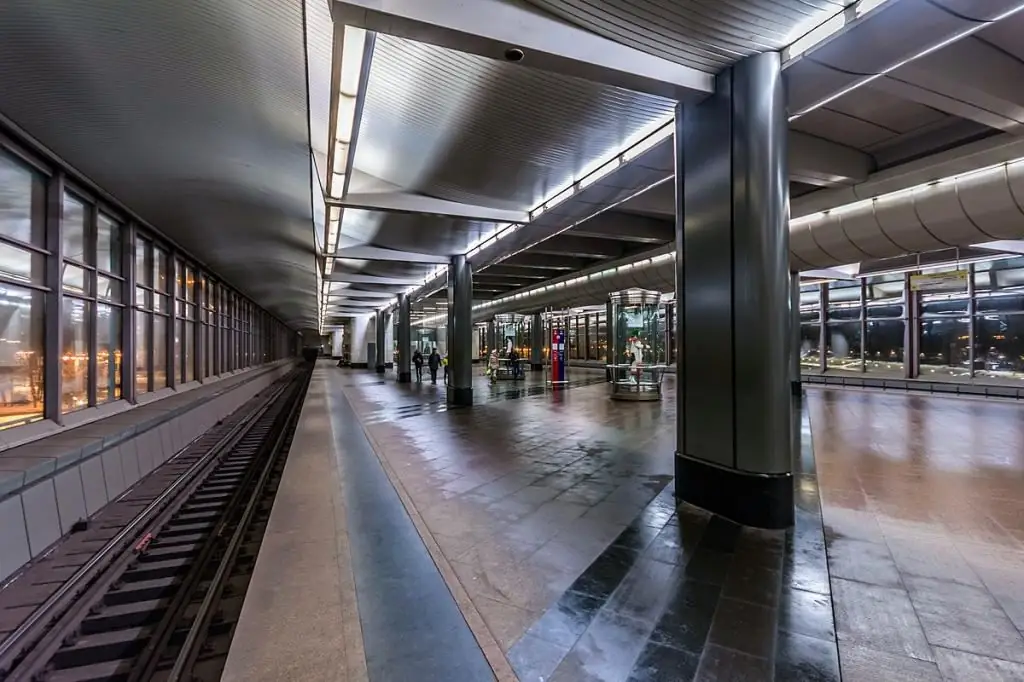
{"left": 607, "top": 289, "right": 666, "bottom": 401}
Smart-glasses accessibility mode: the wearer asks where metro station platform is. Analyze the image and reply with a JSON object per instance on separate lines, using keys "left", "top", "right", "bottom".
{"left": 223, "top": 361, "right": 1024, "bottom": 682}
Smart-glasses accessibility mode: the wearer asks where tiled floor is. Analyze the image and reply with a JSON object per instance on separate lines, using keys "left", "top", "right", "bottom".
{"left": 811, "top": 389, "right": 1024, "bottom": 681}
{"left": 231, "top": 363, "right": 1024, "bottom": 681}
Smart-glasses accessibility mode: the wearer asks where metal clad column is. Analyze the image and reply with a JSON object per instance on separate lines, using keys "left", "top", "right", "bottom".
{"left": 447, "top": 255, "right": 473, "bottom": 406}
{"left": 397, "top": 294, "right": 412, "bottom": 382}
{"left": 606, "top": 300, "right": 614, "bottom": 382}
{"left": 675, "top": 51, "right": 793, "bottom": 529}
{"left": 791, "top": 272, "right": 802, "bottom": 397}
{"left": 531, "top": 312, "right": 543, "bottom": 370}
{"left": 486, "top": 320, "right": 495, "bottom": 356}
{"left": 374, "top": 310, "right": 386, "bottom": 373}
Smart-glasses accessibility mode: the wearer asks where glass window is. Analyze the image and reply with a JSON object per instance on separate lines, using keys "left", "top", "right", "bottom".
{"left": 0, "top": 241, "right": 44, "bottom": 285}
{"left": 800, "top": 323, "right": 821, "bottom": 371}
{"left": 154, "top": 315, "right": 168, "bottom": 388}
{"left": 588, "top": 314, "right": 600, "bottom": 361}
{"left": 974, "top": 314, "right": 1024, "bottom": 381}
{"left": 184, "top": 321, "right": 195, "bottom": 383}
{"left": 174, "top": 320, "right": 183, "bottom": 383}
{"left": 62, "top": 263, "right": 89, "bottom": 295}
{"left": 154, "top": 248, "right": 168, "bottom": 293}
{"left": 0, "top": 152, "right": 45, "bottom": 246}
{"left": 136, "top": 238, "right": 148, "bottom": 287}
{"left": 826, "top": 322, "right": 862, "bottom": 372}
{"left": 919, "top": 317, "right": 970, "bottom": 378}
{"left": 136, "top": 311, "right": 149, "bottom": 394}
{"left": 62, "top": 195, "right": 88, "bottom": 264}
{"left": 865, "top": 319, "right": 905, "bottom": 376}
{"left": 597, "top": 314, "right": 607, "bottom": 362}
{"left": 96, "top": 303, "right": 121, "bottom": 403}
{"left": 98, "top": 274, "right": 120, "bottom": 302}
{"left": 96, "top": 214, "right": 121, "bottom": 274}
{"left": 62, "top": 297, "right": 91, "bottom": 412}
{"left": 0, "top": 285, "right": 44, "bottom": 428}
{"left": 185, "top": 266, "right": 194, "bottom": 302}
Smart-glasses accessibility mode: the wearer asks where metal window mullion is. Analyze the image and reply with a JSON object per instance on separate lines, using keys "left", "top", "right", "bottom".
{"left": 122, "top": 222, "right": 136, "bottom": 403}
{"left": 167, "top": 254, "right": 177, "bottom": 389}
{"left": 87, "top": 203, "right": 98, "bottom": 406}
{"left": 968, "top": 263, "right": 976, "bottom": 378}
{"left": 859, "top": 279, "right": 867, "bottom": 373}
{"left": 44, "top": 172, "right": 64, "bottom": 423}
{"left": 818, "top": 283, "right": 828, "bottom": 373}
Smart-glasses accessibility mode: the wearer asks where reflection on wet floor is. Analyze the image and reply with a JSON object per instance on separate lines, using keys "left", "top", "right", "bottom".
{"left": 508, "top": 404, "right": 839, "bottom": 682}
{"left": 354, "top": 372, "right": 609, "bottom": 424}
{"left": 813, "top": 389, "right": 1024, "bottom": 681}
{"left": 333, "top": 366, "right": 1024, "bottom": 681}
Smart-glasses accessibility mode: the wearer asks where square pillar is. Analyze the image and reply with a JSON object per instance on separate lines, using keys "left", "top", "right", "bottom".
{"left": 375, "top": 310, "right": 386, "bottom": 373}
{"left": 530, "top": 312, "right": 543, "bottom": 370}
{"left": 447, "top": 254, "right": 473, "bottom": 406}
{"left": 675, "top": 51, "right": 794, "bottom": 529}
{"left": 397, "top": 294, "right": 412, "bottom": 382}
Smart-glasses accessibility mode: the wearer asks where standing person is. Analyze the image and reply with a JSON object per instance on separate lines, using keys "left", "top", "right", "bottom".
{"left": 509, "top": 348, "right": 520, "bottom": 380}
{"left": 488, "top": 349, "right": 499, "bottom": 385}
{"left": 412, "top": 348, "right": 424, "bottom": 383}
{"left": 428, "top": 347, "right": 441, "bottom": 384}
{"left": 442, "top": 352, "right": 449, "bottom": 385}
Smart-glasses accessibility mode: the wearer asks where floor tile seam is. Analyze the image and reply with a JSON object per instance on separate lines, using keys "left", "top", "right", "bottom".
{"left": 336, "top": 381, "right": 517, "bottom": 682}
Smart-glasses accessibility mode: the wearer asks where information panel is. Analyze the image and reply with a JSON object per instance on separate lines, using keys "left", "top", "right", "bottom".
{"left": 551, "top": 329, "right": 566, "bottom": 383}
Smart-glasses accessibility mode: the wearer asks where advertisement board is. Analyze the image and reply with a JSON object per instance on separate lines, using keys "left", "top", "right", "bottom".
{"left": 551, "top": 328, "right": 566, "bottom": 383}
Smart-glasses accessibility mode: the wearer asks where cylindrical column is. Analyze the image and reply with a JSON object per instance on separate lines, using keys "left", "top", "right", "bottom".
{"left": 486, "top": 320, "right": 496, "bottom": 356}
{"left": 332, "top": 330, "right": 345, "bottom": 359}
{"left": 374, "top": 310, "right": 386, "bottom": 373}
{"left": 447, "top": 255, "right": 473, "bottom": 406}
{"left": 675, "top": 51, "right": 793, "bottom": 529}
{"left": 791, "top": 272, "right": 802, "bottom": 397}
{"left": 530, "top": 312, "right": 543, "bottom": 370}
{"left": 397, "top": 294, "right": 412, "bottom": 382}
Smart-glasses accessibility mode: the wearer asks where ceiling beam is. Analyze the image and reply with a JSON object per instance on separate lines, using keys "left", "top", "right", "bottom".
{"left": 329, "top": 191, "right": 528, "bottom": 223}
{"left": 333, "top": 245, "right": 450, "bottom": 264}
{"left": 496, "top": 253, "right": 590, "bottom": 270}
{"left": 529, "top": 235, "right": 624, "bottom": 259}
{"left": 567, "top": 210, "right": 674, "bottom": 244}
{"left": 479, "top": 266, "right": 551, "bottom": 279}
{"left": 328, "top": 272, "right": 422, "bottom": 285}
{"left": 790, "top": 130, "right": 873, "bottom": 186}
{"left": 326, "top": 288, "right": 398, "bottom": 298}
{"left": 331, "top": 0, "right": 714, "bottom": 100}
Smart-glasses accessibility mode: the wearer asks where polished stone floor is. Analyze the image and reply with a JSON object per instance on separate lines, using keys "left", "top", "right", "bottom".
{"left": 227, "top": 363, "right": 1024, "bottom": 681}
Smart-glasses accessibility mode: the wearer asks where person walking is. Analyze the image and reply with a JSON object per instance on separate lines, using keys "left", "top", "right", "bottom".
{"left": 428, "top": 347, "right": 441, "bottom": 384}
{"left": 412, "top": 348, "right": 424, "bottom": 382}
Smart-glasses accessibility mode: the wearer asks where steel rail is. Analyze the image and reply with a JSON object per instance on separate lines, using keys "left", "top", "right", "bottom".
{"left": 0, "top": 375, "right": 296, "bottom": 677}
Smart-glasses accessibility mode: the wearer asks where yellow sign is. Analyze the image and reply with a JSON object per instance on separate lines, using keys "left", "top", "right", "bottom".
{"left": 910, "top": 270, "right": 968, "bottom": 292}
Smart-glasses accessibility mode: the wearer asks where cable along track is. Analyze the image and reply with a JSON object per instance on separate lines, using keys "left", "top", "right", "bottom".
{"left": 0, "top": 367, "right": 311, "bottom": 682}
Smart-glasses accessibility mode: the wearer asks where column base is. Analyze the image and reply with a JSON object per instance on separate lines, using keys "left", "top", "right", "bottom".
{"left": 447, "top": 386, "right": 473, "bottom": 407}
{"left": 397, "top": 372, "right": 412, "bottom": 383}
{"left": 375, "top": 365, "right": 386, "bottom": 374}
{"left": 531, "top": 363, "right": 543, "bottom": 371}
{"left": 675, "top": 454, "right": 793, "bottom": 529}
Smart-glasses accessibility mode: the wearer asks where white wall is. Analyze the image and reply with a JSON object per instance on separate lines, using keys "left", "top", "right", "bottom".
{"left": 331, "top": 330, "right": 344, "bottom": 358}
{"left": 350, "top": 315, "right": 371, "bottom": 364}
{"left": 384, "top": 313, "right": 394, "bottom": 363}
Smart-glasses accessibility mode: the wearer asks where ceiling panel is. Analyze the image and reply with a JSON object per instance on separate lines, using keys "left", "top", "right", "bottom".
{"left": 354, "top": 34, "right": 676, "bottom": 212}
{"left": 524, "top": 0, "right": 848, "bottom": 71}
{"left": 826, "top": 86, "right": 948, "bottom": 134}
{"left": 0, "top": 0, "right": 317, "bottom": 328}
{"left": 791, "top": 108, "right": 898, "bottom": 150}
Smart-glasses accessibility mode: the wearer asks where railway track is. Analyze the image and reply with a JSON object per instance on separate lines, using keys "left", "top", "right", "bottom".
{"left": 0, "top": 367, "right": 311, "bottom": 682}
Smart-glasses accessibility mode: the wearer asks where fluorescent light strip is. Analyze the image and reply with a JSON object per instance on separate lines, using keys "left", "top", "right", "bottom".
{"left": 792, "top": 155, "right": 1024, "bottom": 227}
{"left": 790, "top": 2, "right": 1024, "bottom": 120}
